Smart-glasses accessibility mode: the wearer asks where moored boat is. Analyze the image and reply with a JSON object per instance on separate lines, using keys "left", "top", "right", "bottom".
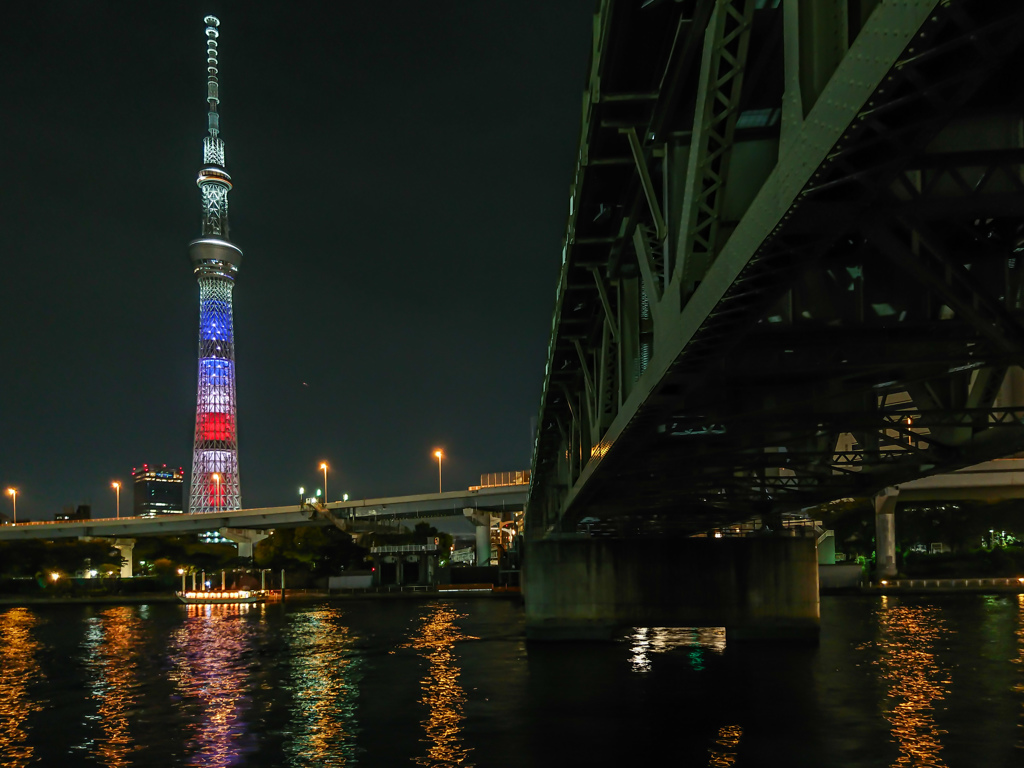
{"left": 176, "top": 589, "right": 267, "bottom": 605}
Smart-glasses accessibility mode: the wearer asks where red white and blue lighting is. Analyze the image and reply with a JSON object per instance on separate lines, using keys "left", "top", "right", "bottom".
{"left": 188, "top": 15, "right": 242, "bottom": 514}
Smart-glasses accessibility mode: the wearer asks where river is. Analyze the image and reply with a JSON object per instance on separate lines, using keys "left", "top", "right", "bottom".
{"left": 0, "top": 594, "right": 1021, "bottom": 767}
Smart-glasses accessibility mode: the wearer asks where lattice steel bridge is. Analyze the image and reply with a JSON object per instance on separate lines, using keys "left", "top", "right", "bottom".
{"left": 529, "top": 0, "right": 1024, "bottom": 538}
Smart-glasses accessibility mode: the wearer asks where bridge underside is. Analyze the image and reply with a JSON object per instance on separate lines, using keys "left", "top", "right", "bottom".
{"left": 530, "top": 0, "right": 1024, "bottom": 536}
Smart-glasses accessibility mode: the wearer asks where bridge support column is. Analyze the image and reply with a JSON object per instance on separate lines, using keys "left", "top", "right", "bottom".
{"left": 874, "top": 487, "right": 899, "bottom": 580}
{"left": 523, "top": 534, "right": 819, "bottom": 642}
{"left": 219, "top": 528, "right": 268, "bottom": 559}
{"left": 113, "top": 539, "right": 135, "bottom": 579}
{"left": 464, "top": 510, "right": 492, "bottom": 566}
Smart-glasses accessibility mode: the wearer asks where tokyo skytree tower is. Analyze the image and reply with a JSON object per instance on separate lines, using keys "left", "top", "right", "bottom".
{"left": 188, "top": 15, "right": 243, "bottom": 514}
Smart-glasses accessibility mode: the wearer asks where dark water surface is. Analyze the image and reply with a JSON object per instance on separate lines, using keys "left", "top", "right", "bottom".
{"left": 1, "top": 594, "right": 1022, "bottom": 767}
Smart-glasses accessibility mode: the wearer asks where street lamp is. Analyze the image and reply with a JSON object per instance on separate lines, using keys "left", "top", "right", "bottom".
{"left": 112, "top": 481, "right": 121, "bottom": 519}
{"left": 320, "top": 462, "right": 328, "bottom": 502}
{"left": 212, "top": 473, "right": 221, "bottom": 510}
{"left": 6, "top": 488, "right": 16, "bottom": 524}
{"left": 434, "top": 449, "right": 443, "bottom": 493}
{"left": 299, "top": 487, "right": 305, "bottom": 505}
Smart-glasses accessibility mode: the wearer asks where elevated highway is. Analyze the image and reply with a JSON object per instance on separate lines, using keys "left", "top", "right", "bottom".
{"left": 524, "top": 0, "right": 1024, "bottom": 640}
{"left": 0, "top": 486, "right": 527, "bottom": 541}
{"left": 895, "top": 458, "right": 1024, "bottom": 501}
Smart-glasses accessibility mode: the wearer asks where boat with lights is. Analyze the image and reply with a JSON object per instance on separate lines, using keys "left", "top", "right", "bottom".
{"left": 176, "top": 589, "right": 267, "bottom": 605}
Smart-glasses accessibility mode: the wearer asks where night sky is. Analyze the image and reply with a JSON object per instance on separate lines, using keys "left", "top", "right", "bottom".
{"left": 0, "top": 2, "right": 595, "bottom": 521}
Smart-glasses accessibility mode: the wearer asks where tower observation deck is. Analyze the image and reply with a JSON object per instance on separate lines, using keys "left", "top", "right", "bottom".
{"left": 188, "top": 15, "right": 242, "bottom": 514}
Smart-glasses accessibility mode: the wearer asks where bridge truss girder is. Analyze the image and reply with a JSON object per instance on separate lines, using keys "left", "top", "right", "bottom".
{"left": 530, "top": 0, "right": 1024, "bottom": 534}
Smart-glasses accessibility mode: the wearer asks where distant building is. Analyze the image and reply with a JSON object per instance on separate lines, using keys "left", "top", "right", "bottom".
{"left": 55, "top": 504, "right": 91, "bottom": 522}
{"left": 198, "top": 530, "right": 232, "bottom": 545}
{"left": 469, "top": 470, "right": 531, "bottom": 490}
{"left": 132, "top": 465, "right": 185, "bottom": 517}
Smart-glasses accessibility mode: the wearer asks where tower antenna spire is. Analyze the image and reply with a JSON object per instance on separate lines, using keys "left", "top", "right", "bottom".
{"left": 188, "top": 14, "right": 243, "bottom": 516}
{"left": 204, "top": 15, "right": 220, "bottom": 137}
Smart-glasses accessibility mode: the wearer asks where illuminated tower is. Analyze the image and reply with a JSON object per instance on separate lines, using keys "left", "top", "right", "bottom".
{"left": 189, "top": 15, "right": 242, "bottom": 514}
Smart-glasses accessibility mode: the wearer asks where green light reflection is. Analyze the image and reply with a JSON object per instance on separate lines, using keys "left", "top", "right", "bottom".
{"left": 284, "top": 608, "right": 364, "bottom": 766}
{"left": 628, "top": 627, "right": 726, "bottom": 673}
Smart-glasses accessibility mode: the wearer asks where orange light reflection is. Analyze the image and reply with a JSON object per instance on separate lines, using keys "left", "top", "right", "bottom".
{"left": 872, "top": 600, "right": 950, "bottom": 767}
{"left": 405, "top": 603, "right": 476, "bottom": 767}
{"left": 0, "top": 608, "right": 43, "bottom": 767}
{"left": 707, "top": 724, "right": 743, "bottom": 767}
{"left": 82, "top": 607, "right": 143, "bottom": 768}
{"left": 1014, "top": 595, "right": 1024, "bottom": 732}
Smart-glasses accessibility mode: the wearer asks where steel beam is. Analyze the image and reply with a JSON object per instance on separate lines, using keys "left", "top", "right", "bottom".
{"left": 531, "top": 0, "right": 1024, "bottom": 532}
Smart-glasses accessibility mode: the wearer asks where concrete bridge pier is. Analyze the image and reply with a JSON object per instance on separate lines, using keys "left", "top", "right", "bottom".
{"left": 464, "top": 509, "right": 492, "bottom": 566}
{"left": 220, "top": 528, "right": 269, "bottom": 559}
{"left": 523, "top": 534, "right": 819, "bottom": 642}
{"left": 874, "top": 487, "right": 900, "bottom": 580}
{"left": 113, "top": 539, "right": 135, "bottom": 578}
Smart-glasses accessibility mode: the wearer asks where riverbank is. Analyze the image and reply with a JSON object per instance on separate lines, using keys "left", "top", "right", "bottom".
{"left": 0, "top": 593, "right": 181, "bottom": 606}
{"left": 819, "top": 576, "right": 1024, "bottom": 595}
{"left": 820, "top": 563, "right": 1024, "bottom": 594}
{"left": 867, "top": 576, "right": 1024, "bottom": 594}
{"left": 6, "top": 580, "right": 1020, "bottom": 606}
{"left": 0, "top": 586, "right": 524, "bottom": 607}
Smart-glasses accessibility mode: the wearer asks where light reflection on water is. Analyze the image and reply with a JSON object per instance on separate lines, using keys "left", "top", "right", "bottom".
{"left": 405, "top": 602, "right": 477, "bottom": 768}
{"left": 284, "top": 608, "right": 364, "bottom": 766}
{"left": 168, "top": 603, "right": 258, "bottom": 767}
{"left": 1, "top": 597, "right": 1022, "bottom": 765}
{"left": 865, "top": 598, "right": 950, "bottom": 767}
{"left": 629, "top": 627, "right": 727, "bottom": 673}
{"left": 80, "top": 606, "right": 142, "bottom": 768}
{"left": 0, "top": 608, "right": 44, "bottom": 767}
{"left": 1016, "top": 595, "right": 1024, "bottom": 748}
{"left": 707, "top": 724, "right": 743, "bottom": 767}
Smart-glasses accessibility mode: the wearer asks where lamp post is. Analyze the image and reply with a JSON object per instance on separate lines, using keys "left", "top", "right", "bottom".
{"left": 6, "top": 488, "right": 16, "bottom": 524}
{"left": 299, "top": 487, "right": 305, "bottom": 506}
{"left": 434, "top": 450, "right": 443, "bottom": 493}
{"left": 320, "top": 462, "right": 328, "bottom": 502}
{"left": 112, "top": 481, "right": 121, "bottom": 519}
{"left": 212, "top": 473, "right": 221, "bottom": 511}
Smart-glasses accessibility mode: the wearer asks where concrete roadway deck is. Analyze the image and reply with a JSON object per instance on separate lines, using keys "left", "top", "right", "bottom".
{"left": 0, "top": 486, "right": 528, "bottom": 541}
{"left": 896, "top": 458, "right": 1024, "bottom": 501}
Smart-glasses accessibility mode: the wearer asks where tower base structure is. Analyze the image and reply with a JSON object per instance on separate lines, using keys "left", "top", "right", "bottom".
{"left": 523, "top": 533, "right": 819, "bottom": 642}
